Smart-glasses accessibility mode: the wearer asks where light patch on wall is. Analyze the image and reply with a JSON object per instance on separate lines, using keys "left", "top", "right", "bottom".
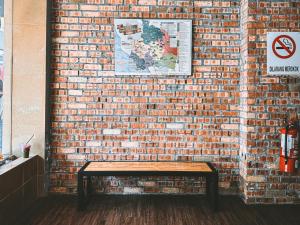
{"left": 246, "top": 176, "right": 266, "bottom": 183}
{"left": 124, "top": 187, "right": 143, "bottom": 194}
{"left": 17, "top": 106, "right": 40, "bottom": 114}
{"left": 166, "top": 123, "right": 184, "bottom": 129}
{"left": 103, "top": 129, "right": 121, "bottom": 135}
{"left": 121, "top": 141, "right": 139, "bottom": 148}
{"left": 86, "top": 141, "right": 102, "bottom": 147}
{"left": 68, "top": 77, "right": 87, "bottom": 83}
{"left": 68, "top": 90, "right": 82, "bottom": 96}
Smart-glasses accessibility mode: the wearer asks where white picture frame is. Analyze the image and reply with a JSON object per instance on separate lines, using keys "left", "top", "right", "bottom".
{"left": 114, "top": 19, "right": 192, "bottom": 76}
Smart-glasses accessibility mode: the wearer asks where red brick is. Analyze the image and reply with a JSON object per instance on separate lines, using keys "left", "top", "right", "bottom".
{"left": 49, "top": 0, "right": 300, "bottom": 205}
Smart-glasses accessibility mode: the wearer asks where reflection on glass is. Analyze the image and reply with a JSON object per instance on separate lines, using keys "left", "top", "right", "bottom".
{"left": 0, "top": 0, "right": 4, "bottom": 153}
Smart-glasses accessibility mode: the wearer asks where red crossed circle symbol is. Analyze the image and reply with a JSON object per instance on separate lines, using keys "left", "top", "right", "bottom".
{"left": 272, "top": 35, "right": 296, "bottom": 59}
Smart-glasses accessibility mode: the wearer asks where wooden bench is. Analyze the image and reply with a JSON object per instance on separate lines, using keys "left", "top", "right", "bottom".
{"left": 77, "top": 161, "right": 219, "bottom": 211}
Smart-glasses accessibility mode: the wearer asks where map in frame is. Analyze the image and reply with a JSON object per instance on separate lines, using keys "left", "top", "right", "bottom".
{"left": 114, "top": 19, "right": 192, "bottom": 76}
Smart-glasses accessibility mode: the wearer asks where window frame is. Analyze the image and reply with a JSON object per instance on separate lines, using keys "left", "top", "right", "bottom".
{"left": 2, "top": 0, "right": 13, "bottom": 155}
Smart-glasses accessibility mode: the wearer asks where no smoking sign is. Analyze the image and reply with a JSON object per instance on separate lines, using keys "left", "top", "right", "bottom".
{"left": 267, "top": 32, "right": 300, "bottom": 76}
{"left": 272, "top": 35, "right": 296, "bottom": 59}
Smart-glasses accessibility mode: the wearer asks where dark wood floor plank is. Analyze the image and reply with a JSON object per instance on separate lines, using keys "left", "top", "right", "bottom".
{"left": 13, "top": 195, "right": 300, "bottom": 225}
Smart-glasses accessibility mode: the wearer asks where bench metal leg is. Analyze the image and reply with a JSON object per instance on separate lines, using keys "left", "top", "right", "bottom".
{"left": 78, "top": 172, "right": 85, "bottom": 210}
{"left": 206, "top": 176, "right": 210, "bottom": 197}
{"left": 206, "top": 173, "right": 219, "bottom": 212}
{"left": 87, "top": 176, "right": 92, "bottom": 196}
{"left": 211, "top": 173, "right": 219, "bottom": 211}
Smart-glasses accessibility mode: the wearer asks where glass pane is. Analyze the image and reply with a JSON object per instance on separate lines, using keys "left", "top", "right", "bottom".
{"left": 0, "top": 0, "right": 3, "bottom": 154}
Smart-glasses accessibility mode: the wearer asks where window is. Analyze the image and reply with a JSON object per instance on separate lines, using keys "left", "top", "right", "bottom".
{"left": 0, "top": 0, "right": 3, "bottom": 155}
{"left": 0, "top": 0, "right": 46, "bottom": 159}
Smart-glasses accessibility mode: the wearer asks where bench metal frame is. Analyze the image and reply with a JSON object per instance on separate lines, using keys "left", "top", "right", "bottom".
{"left": 77, "top": 161, "right": 219, "bottom": 211}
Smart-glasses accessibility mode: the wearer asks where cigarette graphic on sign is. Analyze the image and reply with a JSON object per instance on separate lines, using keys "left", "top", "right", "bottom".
{"left": 272, "top": 35, "right": 296, "bottom": 59}
{"left": 276, "top": 39, "right": 292, "bottom": 49}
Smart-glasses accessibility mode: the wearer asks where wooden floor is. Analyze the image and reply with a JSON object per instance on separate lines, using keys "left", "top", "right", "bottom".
{"left": 16, "top": 195, "right": 300, "bottom": 225}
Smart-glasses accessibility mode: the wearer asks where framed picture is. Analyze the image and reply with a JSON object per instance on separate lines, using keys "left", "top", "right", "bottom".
{"left": 114, "top": 19, "right": 192, "bottom": 76}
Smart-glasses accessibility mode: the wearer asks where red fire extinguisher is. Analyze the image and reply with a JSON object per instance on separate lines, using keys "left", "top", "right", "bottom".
{"left": 279, "top": 121, "right": 299, "bottom": 173}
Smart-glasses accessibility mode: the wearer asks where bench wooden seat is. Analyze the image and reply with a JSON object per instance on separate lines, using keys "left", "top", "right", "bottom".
{"left": 78, "top": 161, "right": 219, "bottom": 211}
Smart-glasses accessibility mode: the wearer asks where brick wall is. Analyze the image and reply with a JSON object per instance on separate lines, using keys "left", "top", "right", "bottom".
{"left": 240, "top": 0, "right": 300, "bottom": 204}
{"left": 49, "top": 0, "right": 300, "bottom": 203}
{"left": 50, "top": 0, "right": 240, "bottom": 195}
